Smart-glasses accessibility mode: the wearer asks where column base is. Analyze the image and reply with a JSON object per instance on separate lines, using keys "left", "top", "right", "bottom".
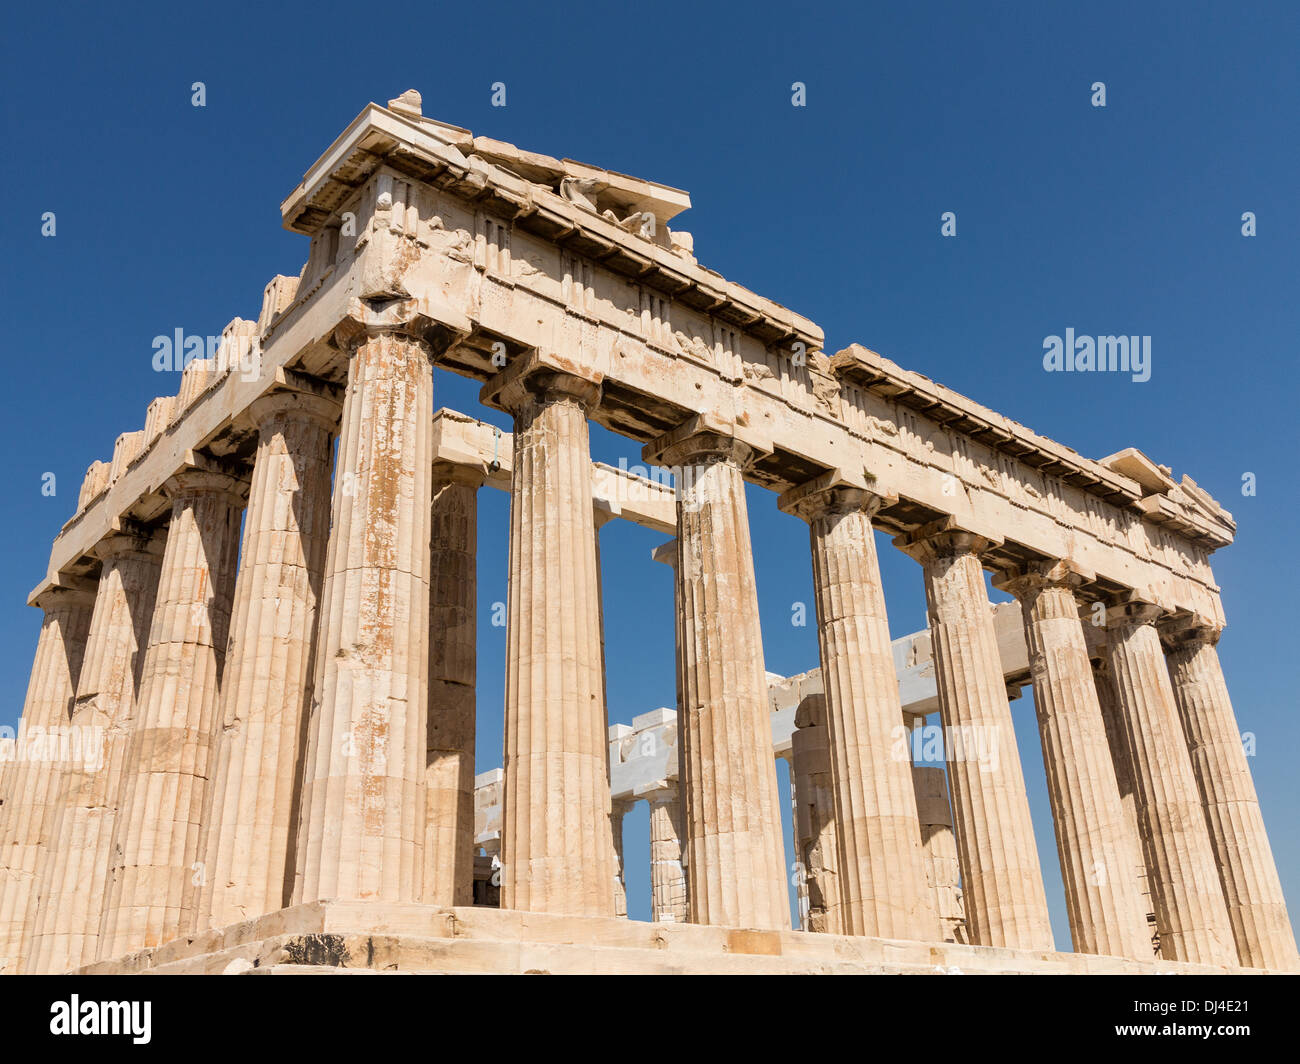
{"left": 72, "top": 902, "right": 1267, "bottom": 975}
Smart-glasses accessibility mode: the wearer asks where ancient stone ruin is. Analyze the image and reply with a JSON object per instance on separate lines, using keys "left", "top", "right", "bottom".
{"left": 0, "top": 89, "right": 1293, "bottom": 974}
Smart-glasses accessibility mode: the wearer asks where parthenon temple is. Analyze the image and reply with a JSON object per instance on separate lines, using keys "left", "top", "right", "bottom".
{"left": 0, "top": 90, "right": 1293, "bottom": 975}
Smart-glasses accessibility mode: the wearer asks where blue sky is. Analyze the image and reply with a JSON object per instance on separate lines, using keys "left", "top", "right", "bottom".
{"left": 2, "top": 1, "right": 1296, "bottom": 947}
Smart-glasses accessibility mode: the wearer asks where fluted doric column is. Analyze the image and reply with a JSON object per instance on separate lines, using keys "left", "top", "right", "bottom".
{"left": 911, "top": 761, "right": 966, "bottom": 943}
{"left": 650, "top": 538, "right": 685, "bottom": 721}
{"left": 98, "top": 468, "right": 246, "bottom": 959}
{"left": 643, "top": 414, "right": 789, "bottom": 930}
{"left": 26, "top": 530, "right": 162, "bottom": 973}
{"left": 294, "top": 317, "right": 440, "bottom": 906}
{"left": 995, "top": 561, "right": 1151, "bottom": 959}
{"left": 781, "top": 475, "right": 937, "bottom": 941}
{"left": 594, "top": 508, "right": 624, "bottom": 917}
{"left": 1090, "top": 655, "right": 1157, "bottom": 949}
{"left": 648, "top": 540, "right": 689, "bottom": 925}
{"left": 0, "top": 585, "right": 94, "bottom": 974}
{"left": 199, "top": 389, "right": 339, "bottom": 931}
{"left": 647, "top": 784, "right": 687, "bottom": 923}
{"left": 895, "top": 520, "right": 1053, "bottom": 951}
{"left": 789, "top": 694, "right": 842, "bottom": 934}
{"left": 423, "top": 463, "right": 482, "bottom": 908}
{"left": 1102, "top": 599, "right": 1236, "bottom": 967}
{"left": 1161, "top": 618, "right": 1298, "bottom": 971}
{"left": 482, "top": 352, "right": 615, "bottom": 917}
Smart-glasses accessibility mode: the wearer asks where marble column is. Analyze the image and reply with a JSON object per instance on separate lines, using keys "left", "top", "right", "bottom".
{"left": 594, "top": 509, "right": 623, "bottom": 917}
{"left": 482, "top": 353, "right": 615, "bottom": 917}
{"left": 650, "top": 538, "right": 684, "bottom": 721}
{"left": 593, "top": 507, "right": 614, "bottom": 699}
{"left": 611, "top": 798, "right": 631, "bottom": 918}
{"left": 1161, "top": 619, "right": 1298, "bottom": 971}
{"left": 649, "top": 541, "right": 689, "bottom": 925}
{"left": 98, "top": 468, "right": 246, "bottom": 959}
{"left": 789, "top": 694, "right": 842, "bottom": 934}
{"left": 294, "top": 321, "right": 437, "bottom": 906}
{"left": 25, "top": 530, "right": 163, "bottom": 973}
{"left": 894, "top": 520, "right": 1053, "bottom": 951}
{"left": 996, "top": 561, "right": 1151, "bottom": 960}
{"left": 423, "top": 464, "right": 482, "bottom": 908}
{"left": 1091, "top": 655, "right": 1157, "bottom": 949}
{"left": 1102, "top": 600, "right": 1236, "bottom": 967}
{"left": 911, "top": 761, "right": 966, "bottom": 943}
{"left": 780, "top": 475, "right": 937, "bottom": 941}
{"left": 199, "top": 391, "right": 338, "bottom": 931}
{"left": 0, "top": 585, "right": 94, "bottom": 974}
{"left": 642, "top": 415, "right": 789, "bottom": 930}
{"left": 647, "top": 785, "right": 687, "bottom": 923}
{"left": 783, "top": 752, "right": 809, "bottom": 930}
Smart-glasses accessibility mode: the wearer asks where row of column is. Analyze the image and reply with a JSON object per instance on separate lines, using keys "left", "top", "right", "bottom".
{"left": 2, "top": 320, "right": 1295, "bottom": 972}
{"left": 604, "top": 788, "right": 688, "bottom": 924}
{"left": 649, "top": 424, "right": 1292, "bottom": 969}
{"left": 0, "top": 322, "right": 483, "bottom": 971}
{"left": 788, "top": 703, "right": 967, "bottom": 941}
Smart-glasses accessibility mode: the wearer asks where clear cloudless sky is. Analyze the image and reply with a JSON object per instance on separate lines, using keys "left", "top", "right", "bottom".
{"left": 1, "top": 1, "right": 1296, "bottom": 947}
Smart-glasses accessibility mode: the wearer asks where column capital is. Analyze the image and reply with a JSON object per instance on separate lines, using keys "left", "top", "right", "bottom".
{"left": 892, "top": 517, "right": 1002, "bottom": 565}
{"left": 332, "top": 297, "right": 467, "bottom": 356}
{"left": 1101, "top": 593, "right": 1170, "bottom": 631}
{"left": 162, "top": 467, "right": 249, "bottom": 506}
{"left": 32, "top": 581, "right": 96, "bottom": 613}
{"left": 776, "top": 468, "right": 895, "bottom": 523}
{"left": 991, "top": 558, "right": 1093, "bottom": 600}
{"left": 793, "top": 691, "right": 828, "bottom": 729}
{"left": 91, "top": 524, "right": 164, "bottom": 564}
{"left": 480, "top": 349, "right": 602, "bottom": 416}
{"left": 1157, "top": 612, "right": 1222, "bottom": 652}
{"left": 636, "top": 780, "right": 679, "bottom": 805}
{"left": 247, "top": 389, "right": 342, "bottom": 434}
{"left": 430, "top": 459, "right": 488, "bottom": 490}
{"left": 641, "top": 409, "right": 771, "bottom": 469}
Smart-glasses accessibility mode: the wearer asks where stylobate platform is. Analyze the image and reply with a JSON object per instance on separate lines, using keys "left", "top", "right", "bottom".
{"left": 75, "top": 903, "right": 1262, "bottom": 976}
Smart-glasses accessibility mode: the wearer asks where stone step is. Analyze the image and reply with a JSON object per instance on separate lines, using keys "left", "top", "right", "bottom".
{"left": 78, "top": 902, "right": 1255, "bottom": 976}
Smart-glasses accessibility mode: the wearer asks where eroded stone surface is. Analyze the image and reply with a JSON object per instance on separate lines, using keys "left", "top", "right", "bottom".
{"left": 26, "top": 533, "right": 162, "bottom": 973}
{"left": 1161, "top": 621, "right": 1298, "bottom": 971}
{"left": 782, "top": 477, "right": 937, "bottom": 941}
{"left": 997, "top": 562, "right": 1152, "bottom": 960}
{"left": 1103, "top": 602, "right": 1237, "bottom": 967}
{"left": 485, "top": 355, "right": 616, "bottom": 918}
{"left": 424, "top": 467, "right": 481, "bottom": 908}
{"left": 200, "top": 392, "right": 338, "bottom": 932}
{"left": 4, "top": 93, "right": 1293, "bottom": 975}
{"left": 98, "top": 470, "right": 245, "bottom": 959}
{"left": 645, "top": 418, "right": 790, "bottom": 931}
{"left": 896, "top": 524, "right": 1054, "bottom": 952}
{"left": 293, "top": 325, "right": 435, "bottom": 908}
{"left": 0, "top": 587, "right": 94, "bottom": 974}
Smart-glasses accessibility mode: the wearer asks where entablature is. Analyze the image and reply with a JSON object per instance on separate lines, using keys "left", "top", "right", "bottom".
{"left": 34, "top": 93, "right": 1235, "bottom": 629}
